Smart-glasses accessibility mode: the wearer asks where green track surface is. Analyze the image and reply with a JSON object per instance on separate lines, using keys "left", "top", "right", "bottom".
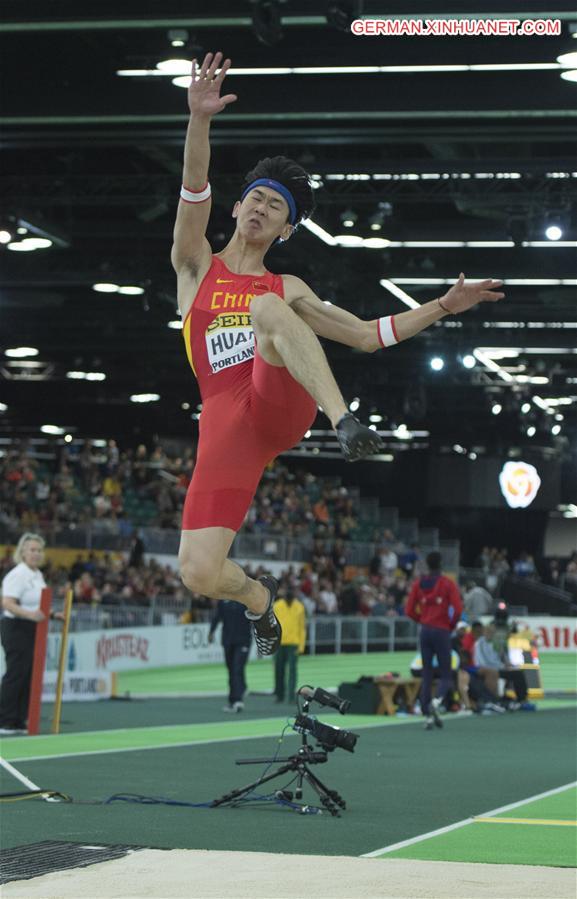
{"left": 384, "top": 786, "right": 577, "bottom": 868}
{"left": 493, "top": 786, "right": 577, "bottom": 819}
{"left": 116, "top": 651, "right": 577, "bottom": 695}
{"left": 1, "top": 651, "right": 575, "bottom": 866}
{"left": 1, "top": 708, "right": 576, "bottom": 859}
{"left": 117, "top": 652, "right": 418, "bottom": 695}
{"left": 386, "top": 816, "right": 577, "bottom": 867}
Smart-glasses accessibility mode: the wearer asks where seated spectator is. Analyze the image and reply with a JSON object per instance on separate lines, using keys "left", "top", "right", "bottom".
{"left": 74, "top": 572, "right": 100, "bottom": 605}
{"left": 370, "top": 592, "right": 389, "bottom": 616}
{"left": 128, "top": 533, "right": 145, "bottom": 568}
{"left": 543, "top": 558, "right": 562, "bottom": 588}
{"left": 513, "top": 551, "right": 536, "bottom": 579}
{"left": 474, "top": 621, "right": 534, "bottom": 709}
{"left": 331, "top": 540, "right": 347, "bottom": 573}
{"left": 318, "top": 578, "right": 338, "bottom": 614}
{"left": 564, "top": 555, "right": 577, "bottom": 590}
{"left": 388, "top": 573, "right": 409, "bottom": 607}
{"left": 398, "top": 543, "right": 421, "bottom": 576}
{"left": 358, "top": 584, "right": 377, "bottom": 616}
{"left": 453, "top": 621, "right": 495, "bottom": 712}
{"left": 463, "top": 581, "right": 493, "bottom": 619}
{"left": 339, "top": 581, "right": 360, "bottom": 616}
{"left": 378, "top": 545, "right": 398, "bottom": 577}
{"left": 384, "top": 593, "right": 404, "bottom": 617}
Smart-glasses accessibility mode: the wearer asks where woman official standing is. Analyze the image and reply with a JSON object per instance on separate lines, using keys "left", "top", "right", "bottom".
{"left": 0, "top": 533, "right": 54, "bottom": 735}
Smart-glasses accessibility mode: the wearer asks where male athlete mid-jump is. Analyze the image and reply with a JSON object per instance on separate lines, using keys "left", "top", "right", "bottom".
{"left": 172, "top": 52, "right": 505, "bottom": 655}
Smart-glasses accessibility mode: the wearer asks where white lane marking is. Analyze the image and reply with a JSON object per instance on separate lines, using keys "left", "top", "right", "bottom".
{"left": 0, "top": 755, "right": 42, "bottom": 791}
{"left": 361, "top": 781, "right": 577, "bottom": 857}
{"left": 5, "top": 716, "right": 422, "bottom": 763}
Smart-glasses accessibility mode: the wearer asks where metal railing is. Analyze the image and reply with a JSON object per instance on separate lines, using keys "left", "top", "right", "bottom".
{"left": 501, "top": 575, "right": 577, "bottom": 616}
{"left": 58, "top": 605, "right": 420, "bottom": 654}
{"left": 307, "top": 615, "right": 419, "bottom": 654}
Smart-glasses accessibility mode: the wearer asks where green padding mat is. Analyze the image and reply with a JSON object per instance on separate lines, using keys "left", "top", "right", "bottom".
{"left": 385, "top": 817, "right": 577, "bottom": 868}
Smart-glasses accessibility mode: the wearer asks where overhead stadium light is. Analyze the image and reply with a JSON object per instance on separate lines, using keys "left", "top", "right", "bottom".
{"left": 5, "top": 347, "right": 39, "bottom": 358}
{"left": 557, "top": 51, "right": 577, "bottom": 67}
{"left": 130, "top": 393, "right": 160, "bottom": 403}
{"left": 546, "top": 225, "right": 563, "bottom": 240}
{"left": 117, "top": 286, "right": 145, "bottom": 295}
{"left": 7, "top": 238, "right": 52, "bottom": 252}
{"left": 341, "top": 209, "right": 357, "bottom": 228}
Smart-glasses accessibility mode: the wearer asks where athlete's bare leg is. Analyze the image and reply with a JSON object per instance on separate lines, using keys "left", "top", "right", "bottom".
{"left": 179, "top": 527, "right": 269, "bottom": 614}
{"left": 250, "top": 292, "right": 348, "bottom": 428}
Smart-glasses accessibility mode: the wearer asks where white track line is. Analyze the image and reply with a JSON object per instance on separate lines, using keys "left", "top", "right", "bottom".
{"left": 5, "top": 716, "right": 427, "bottom": 763}
{"left": 0, "top": 755, "right": 42, "bottom": 791}
{"left": 361, "top": 780, "right": 577, "bottom": 857}
{"left": 5, "top": 704, "right": 574, "bottom": 764}
{"left": 4, "top": 706, "right": 477, "bottom": 746}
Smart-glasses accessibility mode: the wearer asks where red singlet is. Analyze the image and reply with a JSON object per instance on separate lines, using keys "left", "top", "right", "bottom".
{"left": 181, "top": 255, "right": 317, "bottom": 531}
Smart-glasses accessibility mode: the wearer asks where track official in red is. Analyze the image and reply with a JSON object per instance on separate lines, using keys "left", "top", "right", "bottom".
{"left": 405, "top": 552, "right": 463, "bottom": 729}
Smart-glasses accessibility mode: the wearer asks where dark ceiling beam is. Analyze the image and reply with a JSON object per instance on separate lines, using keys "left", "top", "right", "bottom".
{"left": 2, "top": 173, "right": 575, "bottom": 207}
{"left": 1, "top": 10, "right": 575, "bottom": 32}
{"left": 0, "top": 16, "right": 326, "bottom": 33}
{"left": 2, "top": 110, "right": 576, "bottom": 127}
{"left": 2, "top": 124, "right": 576, "bottom": 150}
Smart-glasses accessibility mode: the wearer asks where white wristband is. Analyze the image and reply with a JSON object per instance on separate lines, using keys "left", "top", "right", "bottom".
{"left": 377, "top": 315, "right": 399, "bottom": 348}
{"left": 180, "top": 182, "right": 211, "bottom": 203}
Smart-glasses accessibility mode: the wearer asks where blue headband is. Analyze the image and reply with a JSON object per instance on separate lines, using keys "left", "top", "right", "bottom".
{"left": 240, "top": 178, "right": 298, "bottom": 226}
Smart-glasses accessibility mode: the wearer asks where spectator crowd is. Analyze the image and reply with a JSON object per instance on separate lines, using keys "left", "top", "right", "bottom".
{"left": 2, "top": 440, "right": 575, "bottom": 616}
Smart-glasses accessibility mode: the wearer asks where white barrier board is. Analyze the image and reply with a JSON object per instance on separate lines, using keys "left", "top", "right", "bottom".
{"left": 0, "top": 617, "right": 574, "bottom": 681}
{"left": 42, "top": 670, "right": 113, "bottom": 701}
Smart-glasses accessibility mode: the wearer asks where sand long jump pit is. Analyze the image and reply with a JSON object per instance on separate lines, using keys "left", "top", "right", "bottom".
{"left": 2, "top": 849, "right": 575, "bottom": 899}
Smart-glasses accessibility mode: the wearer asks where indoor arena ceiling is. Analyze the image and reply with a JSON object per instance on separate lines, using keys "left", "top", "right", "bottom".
{"left": 1, "top": 1, "right": 576, "bottom": 464}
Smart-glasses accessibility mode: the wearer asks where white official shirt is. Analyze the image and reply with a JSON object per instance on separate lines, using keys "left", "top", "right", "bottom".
{"left": 1, "top": 562, "right": 46, "bottom": 619}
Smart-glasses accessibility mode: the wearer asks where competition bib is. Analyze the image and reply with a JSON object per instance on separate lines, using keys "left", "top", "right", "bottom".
{"left": 205, "top": 312, "right": 255, "bottom": 373}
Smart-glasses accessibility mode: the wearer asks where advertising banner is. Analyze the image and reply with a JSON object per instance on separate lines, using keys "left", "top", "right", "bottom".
{"left": 42, "top": 670, "right": 113, "bottom": 702}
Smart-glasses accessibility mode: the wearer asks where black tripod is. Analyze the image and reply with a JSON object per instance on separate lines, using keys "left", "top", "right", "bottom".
{"left": 211, "top": 736, "right": 347, "bottom": 817}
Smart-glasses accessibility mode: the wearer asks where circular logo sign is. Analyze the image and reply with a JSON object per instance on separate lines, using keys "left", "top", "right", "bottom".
{"left": 499, "top": 461, "right": 541, "bottom": 509}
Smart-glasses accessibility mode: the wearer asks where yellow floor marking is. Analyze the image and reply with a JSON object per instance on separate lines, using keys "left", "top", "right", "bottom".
{"left": 475, "top": 817, "right": 577, "bottom": 827}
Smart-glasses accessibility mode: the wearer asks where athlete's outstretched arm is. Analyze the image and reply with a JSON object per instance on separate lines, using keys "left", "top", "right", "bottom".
{"left": 171, "top": 52, "right": 237, "bottom": 281}
{"left": 286, "top": 273, "right": 504, "bottom": 352}
{"left": 285, "top": 274, "right": 370, "bottom": 350}
{"left": 364, "top": 272, "right": 505, "bottom": 353}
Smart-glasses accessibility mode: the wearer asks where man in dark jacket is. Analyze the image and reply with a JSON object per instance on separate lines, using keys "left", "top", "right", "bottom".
{"left": 405, "top": 552, "right": 463, "bottom": 730}
{"left": 209, "top": 600, "right": 252, "bottom": 713}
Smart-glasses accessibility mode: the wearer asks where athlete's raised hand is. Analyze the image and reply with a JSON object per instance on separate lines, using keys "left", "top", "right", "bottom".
{"left": 188, "top": 52, "right": 237, "bottom": 117}
{"left": 439, "top": 273, "right": 505, "bottom": 315}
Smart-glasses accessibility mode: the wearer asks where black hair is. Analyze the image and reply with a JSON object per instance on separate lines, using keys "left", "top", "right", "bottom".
{"left": 241, "top": 155, "right": 316, "bottom": 224}
{"left": 426, "top": 551, "right": 442, "bottom": 572}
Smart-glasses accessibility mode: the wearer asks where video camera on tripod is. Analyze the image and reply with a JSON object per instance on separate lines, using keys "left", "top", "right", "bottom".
{"left": 211, "top": 685, "right": 359, "bottom": 816}
{"left": 293, "top": 685, "right": 359, "bottom": 753}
